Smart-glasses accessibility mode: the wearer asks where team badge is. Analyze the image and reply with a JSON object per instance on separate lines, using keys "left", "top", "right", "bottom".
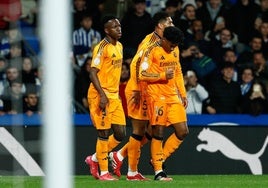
{"left": 93, "top": 57, "right": 100, "bottom": 65}
{"left": 141, "top": 61, "right": 149, "bottom": 70}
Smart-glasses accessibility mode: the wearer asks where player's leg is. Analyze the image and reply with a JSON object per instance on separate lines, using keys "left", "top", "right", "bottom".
{"left": 109, "top": 119, "right": 150, "bottom": 179}
{"left": 109, "top": 91, "right": 139, "bottom": 163}
{"left": 126, "top": 93, "right": 150, "bottom": 180}
{"left": 108, "top": 99, "right": 126, "bottom": 178}
{"left": 86, "top": 98, "right": 125, "bottom": 180}
{"left": 110, "top": 93, "right": 149, "bottom": 179}
{"left": 109, "top": 98, "right": 126, "bottom": 150}
{"left": 85, "top": 96, "right": 102, "bottom": 179}
{"left": 148, "top": 100, "right": 172, "bottom": 181}
{"left": 96, "top": 129, "right": 119, "bottom": 180}
{"left": 85, "top": 127, "right": 117, "bottom": 180}
{"left": 163, "top": 103, "right": 189, "bottom": 161}
{"left": 163, "top": 122, "right": 188, "bottom": 161}
{"left": 142, "top": 123, "right": 152, "bottom": 146}
{"left": 126, "top": 119, "right": 150, "bottom": 180}
{"left": 151, "top": 125, "right": 172, "bottom": 181}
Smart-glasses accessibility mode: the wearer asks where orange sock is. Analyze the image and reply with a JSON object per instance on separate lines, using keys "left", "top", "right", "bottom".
{"left": 119, "top": 143, "right": 128, "bottom": 158}
{"left": 163, "top": 133, "right": 182, "bottom": 161}
{"left": 119, "top": 133, "right": 149, "bottom": 159}
{"left": 108, "top": 134, "right": 120, "bottom": 152}
{"left": 151, "top": 138, "right": 163, "bottom": 171}
{"left": 96, "top": 138, "right": 108, "bottom": 171}
{"left": 128, "top": 136, "right": 141, "bottom": 172}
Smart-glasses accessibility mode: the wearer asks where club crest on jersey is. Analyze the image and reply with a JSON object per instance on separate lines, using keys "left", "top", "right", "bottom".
{"left": 93, "top": 57, "right": 100, "bottom": 65}
{"left": 141, "top": 61, "right": 149, "bottom": 71}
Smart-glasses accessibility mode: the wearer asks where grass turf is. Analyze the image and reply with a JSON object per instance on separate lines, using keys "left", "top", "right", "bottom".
{"left": 0, "top": 175, "right": 268, "bottom": 188}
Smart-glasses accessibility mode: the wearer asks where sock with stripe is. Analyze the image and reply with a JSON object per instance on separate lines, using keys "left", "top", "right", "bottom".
{"left": 96, "top": 138, "right": 108, "bottom": 172}
{"left": 151, "top": 137, "right": 163, "bottom": 172}
{"left": 163, "top": 133, "right": 182, "bottom": 161}
{"left": 108, "top": 134, "right": 120, "bottom": 152}
{"left": 128, "top": 134, "right": 142, "bottom": 172}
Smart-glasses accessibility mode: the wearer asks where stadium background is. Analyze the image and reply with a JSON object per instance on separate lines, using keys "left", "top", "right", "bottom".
{"left": 0, "top": 0, "right": 268, "bottom": 178}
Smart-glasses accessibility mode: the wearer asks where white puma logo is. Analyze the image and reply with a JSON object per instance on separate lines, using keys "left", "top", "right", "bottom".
{"left": 196, "top": 128, "right": 268, "bottom": 175}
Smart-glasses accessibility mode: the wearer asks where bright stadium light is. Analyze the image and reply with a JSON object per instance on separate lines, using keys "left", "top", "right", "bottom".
{"left": 40, "top": 0, "right": 73, "bottom": 188}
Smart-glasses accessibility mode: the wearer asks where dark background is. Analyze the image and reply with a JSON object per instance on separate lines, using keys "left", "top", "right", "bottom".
{"left": 0, "top": 126, "right": 267, "bottom": 175}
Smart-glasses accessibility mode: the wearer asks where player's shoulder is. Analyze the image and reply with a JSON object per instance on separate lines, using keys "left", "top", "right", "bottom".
{"left": 144, "top": 32, "right": 160, "bottom": 46}
{"left": 117, "top": 41, "right": 123, "bottom": 48}
{"left": 94, "top": 39, "right": 109, "bottom": 53}
{"left": 147, "top": 41, "right": 161, "bottom": 54}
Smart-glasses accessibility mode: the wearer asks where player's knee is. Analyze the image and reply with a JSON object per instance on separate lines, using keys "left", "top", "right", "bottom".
{"left": 112, "top": 124, "right": 126, "bottom": 141}
{"left": 98, "top": 130, "right": 109, "bottom": 139}
{"left": 145, "top": 131, "right": 152, "bottom": 141}
{"left": 152, "top": 135, "right": 163, "bottom": 141}
{"left": 152, "top": 125, "right": 164, "bottom": 138}
{"left": 131, "top": 133, "right": 143, "bottom": 141}
{"left": 114, "top": 131, "right": 126, "bottom": 142}
{"left": 176, "top": 128, "right": 189, "bottom": 140}
{"left": 132, "top": 126, "right": 146, "bottom": 136}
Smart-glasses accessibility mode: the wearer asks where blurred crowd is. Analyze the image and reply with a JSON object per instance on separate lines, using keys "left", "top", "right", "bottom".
{"left": 0, "top": 0, "right": 40, "bottom": 116}
{"left": 0, "top": 0, "right": 268, "bottom": 116}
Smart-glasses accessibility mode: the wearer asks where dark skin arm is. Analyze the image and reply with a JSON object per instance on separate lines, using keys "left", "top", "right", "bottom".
{"left": 89, "top": 67, "right": 108, "bottom": 110}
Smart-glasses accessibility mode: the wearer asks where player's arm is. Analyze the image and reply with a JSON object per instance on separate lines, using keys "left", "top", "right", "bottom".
{"left": 89, "top": 67, "right": 108, "bottom": 110}
{"left": 175, "top": 58, "right": 187, "bottom": 108}
{"left": 90, "top": 46, "right": 108, "bottom": 110}
{"left": 139, "top": 50, "right": 173, "bottom": 82}
{"left": 175, "top": 68, "right": 186, "bottom": 97}
{"left": 131, "top": 53, "right": 142, "bottom": 92}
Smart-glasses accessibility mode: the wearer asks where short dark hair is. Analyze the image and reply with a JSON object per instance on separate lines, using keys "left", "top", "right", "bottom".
{"left": 165, "top": 0, "right": 179, "bottom": 8}
{"left": 102, "top": 15, "right": 117, "bottom": 27}
{"left": 242, "top": 66, "right": 254, "bottom": 75}
{"left": 25, "top": 84, "right": 38, "bottom": 96}
{"left": 0, "top": 56, "right": 7, "bottom": 63}
{"left": 163, "top": 26, "right": 184, "bottom": 45}
{"left": 80, "top": 11, "right": 93, "bottom": 21}
{"left": 11, "top": 78, "right": 22, "bottom": 85}
{"left": 152, "top": 11, "right": 170, "bottom": 27}
{"left": 222, "top": 61, "right": 235, "bottom": 69}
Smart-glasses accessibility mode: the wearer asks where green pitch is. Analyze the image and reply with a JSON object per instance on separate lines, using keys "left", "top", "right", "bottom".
{"left": 0, "top": 175, "right": 268, "bottom": 188}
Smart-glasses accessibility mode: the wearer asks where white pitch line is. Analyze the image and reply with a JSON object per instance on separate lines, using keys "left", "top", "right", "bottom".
{"left": 0, "top": 127, "right": 44, "bottom": 176}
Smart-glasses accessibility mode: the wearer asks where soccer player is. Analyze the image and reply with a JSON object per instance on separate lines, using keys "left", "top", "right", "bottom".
{"left": 139, "top": 26, "right": 189, "bottom": 180}
{"left": 85, "top": 16, "right": 126, "bottom": 181}
{"left": 109, "top": 11, "right": 174, "bottom": 180}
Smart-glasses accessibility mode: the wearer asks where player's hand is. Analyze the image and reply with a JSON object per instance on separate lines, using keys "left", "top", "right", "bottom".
{"left": 181, "top": 97, "right": 188, "bottom": 108}
{"left": 166, "top": 68, "right": 174, "bottom": 80}
{"left": 206, "top": 106, "right": 216, "bottom": 114}
{"left": 99, "top": 94, "right": 108, "bottom": 110}
{"left": 131, "top": 91, "right": 141, "bottom": 105}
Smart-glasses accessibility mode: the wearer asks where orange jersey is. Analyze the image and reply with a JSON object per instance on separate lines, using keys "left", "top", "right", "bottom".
{"left": 139, "top": 42, "right": 186, "bottom": 103}
{"left": 88, "top": 38, "right": 123, "bottom": 99}
{"left": 125, "top": 32, "right": 161, "bottom": 92}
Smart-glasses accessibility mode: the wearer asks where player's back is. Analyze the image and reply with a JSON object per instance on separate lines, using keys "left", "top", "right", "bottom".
{"left": 125, "top": 32, "right": 161, "bottom": 93}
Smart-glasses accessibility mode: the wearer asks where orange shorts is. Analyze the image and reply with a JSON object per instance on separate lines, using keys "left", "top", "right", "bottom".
{"left": 125, "top": 91, "right": 149, "bottom": 121}
{"left": 147, "top": 98, "right": 187, "bottom": 126}
{"left": 88, "top": 95, "right": 126, "bottom": 130}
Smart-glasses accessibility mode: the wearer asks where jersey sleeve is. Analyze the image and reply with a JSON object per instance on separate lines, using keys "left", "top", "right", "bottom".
{"left": 138, "top": 48, "right": 166, "bottom": 82}
{"left": 91, "top": 42, "right": 106, "bottom": 70}
{"left": 175, "top": 49, "right": 186, "bottom": 98}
